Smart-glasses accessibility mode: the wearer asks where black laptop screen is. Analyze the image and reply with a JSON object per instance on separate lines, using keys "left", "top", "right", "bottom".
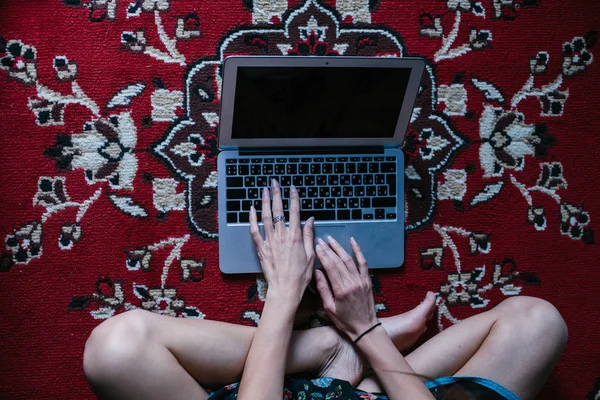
{"left": 230, "top": 66, "right": 412, "bottom": 139}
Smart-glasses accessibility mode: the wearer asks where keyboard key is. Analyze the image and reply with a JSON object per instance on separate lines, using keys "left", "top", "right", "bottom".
{"left": 226, "top": 201, "right": 240, "bottom": 211}
{"left": 354, "top": 186, "right": 365, "bottom": 197}
{"left": 364, "top": 174, "right": 373, "bottom": 185}
{"left": 226, "top": 177, "right": 243, "bottom": 187}
{"left": 257, "top": 176, "right": 268, "bottom": 187}
{"left": 256, "top": 211, "right": 262, "bottom": 221}
{"left": 299, "top": 164, "right": 309, "bottom": 174}
{"left": 367, "top": 186, "right": 377, "bottom": 196}
{"left": 334, "top": 163, "right": 344, "bottom": 173}
{"left": 375, "top": 174, "right": 385, "bottom": 184}
{"left": 239, "top": 159, "right": 250, "bottom": 164}
{"left": 349, "top": 198, "right": 360, "bottom": 208}
{"left": 352, "top": 209, "right": 362, "bottom": 220}
{"left": 337, "top": 198, "right": 347, "bottom": 208}
{"left": 350, "top": 157, "right": 360, "bottom": 162}
{"left": 227, "top": 213, "right": 237, "bottom": 223}
{"left": 287, "top": 164, "right": 297, "bottom": 174}
{"left": 308, "top": 187, "right": 318, "bottom": 197}
{"left": 251, "top": 165, "right": 262, "bottom": 175}
{"left": 339, "top": 157, "right": 348, "bottom": 162}
{"left": 351, "top": 175, "right": 362, "bottom": 185}
{"left": 248, "top": 188, "right": 259, "bottom": 199}
{"left": 293, "top": 176, "right": 303, "bottom": 186}
{"left": 362, "top": 157, "right": 373, "bottom": 161}
{"left": 317, "top": 175, "right": 327, "bottom": 186}
{"left": 381, "top": 163, "right": 396, "bottom": 173}
{"left": 357, "top": 163, "right": 368, "bottom": 173}
{"left": 226, "top": 165, "right": 237, "bottom": 176}
{"left": 289, "top": 158, "right": 299, "bottom": 162}
{"left": 239, "top": 165, "right": 250, "bottom": 175}
{"left": 280, "top": 176, "right": 291, "bottom": 186}
{"left": 343, "top": 187, "right": 353, "bottom": 197}
{"left": 386, "top": 156, "right": 396, "bottom": 161}
{"left": 302, "top": 199, "right": 313, "bottom": 209}
{"left": 340, "top": 175, "right": 351, "bottom": 185}
{"left": 386, "top": 213, "right": 397, "bottom": 219}
{"left": 325, "top": 199, "right": 336, "bottom": 209}
{"left": 375, "top": 209, "right": 385, "bottom": 219}
{"left": 378, "top": 186, "right": 388, "bottom": 196}
{"left": 310, "top": 164, "right": 321, "bottom": 174}
{"left": 281, "top": 199, "right": 289, "bottom": 211}
{"left": 364, "top": 213, "right": 374, "bottom": 220}
{"left": 325, "top": 157, "right": 336, "bottom": 162}
{"left": 332, "top": 187, "right": 342, "bottom": 197}
{"left": 264, "top": 158, "right": 274, "bottom": 163}
{"left": 239, "top": 212, "right": 250, "bottom": 223}
{"left": 346, "top": 164, "right": 356, "bottom": 173}
{"left": 251, "top": 158, "right": 262, "bottom": 163}
{"left": 319, "top": 187, "right": 331, "bottom": 197}
{"left": 244, "top": 176, "right": 255, "bottom": 187}
{"left": 386, "top": 174, "right": 397, "bottom": 195}
{"left": 262, "top": 165, "right": 273, "bottom": 175}
{"left": 226, "top": 159, "right": 237, "bottom": 164}
{"left": 360, "top": 198, "right": 370, "bottom": 208}
{"left": 372, "top": 197, "right": 396, "bottom": 208}
{"left": 375, "top": 156, "right": 384, "bottom": 161}
{"left": 253, "top": 200, "right": 262, "bottom": 210}
{"left": 314, "top": 199, "right": 324, "bottom": 209}
{"left": 301, "top": 210, "right": 336, "bottom": 221}
{"left": 337, "top": 210, "right": 350, "bottom": 220}
{"left": 227, "top": 189, "right": 246, "bottom": 199}
{"left": 275, "top": 164, "right": 285, "bottom": 174}
{"left": 328, "top": 176, "right": 339, "bottom": 185}
{"left": 301, "top": 157, "right": 311, "bottom": 162}
{"left": 276, "top": 158, "right": 286, "bottom": 163}
{"left": 322, "top": 164, "right": 333, "bottom": 173}
{"left": 305, "top": 176, "right": 315, "bottom": 186}
{"left": 283, "top": 188, "right": 290, "bottom": 198}
{"left": 369, "top": 163, "right": 379, "bottom": 173}
{"left": 241, "top": 200, "right": 252, "bottom": 210}
{"left": 297, "top": 187, "right": 307, "bottom": 197}
{"left": 314, "top": 158, "right": 324, "bottom": 162}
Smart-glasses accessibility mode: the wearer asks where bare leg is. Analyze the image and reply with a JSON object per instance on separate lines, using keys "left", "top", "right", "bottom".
{"left": 83, "top": 293, "right": 436, "bottom": 400}
{"left": 356, "top": 296, "right": 568, "bottom": 400}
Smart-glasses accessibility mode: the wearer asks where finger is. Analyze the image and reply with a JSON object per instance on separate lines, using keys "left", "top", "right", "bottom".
{"left": 302, "top": 217, "right": 315, "bottom": 263}
{"left": 289, "top": 185, "right": 301, "bottom": 236}
{"left": 350, "top": 237, "right": 368, "bottom": 276}
{"left": 326, "top": 236, "right": 357, "bottom": 275}
{"left": 315, "top": 239, "right": 343, "bottom": 294}
{"left": 314, "top": 269, "right": 335, "bottom": 311}
{"left": 261, "top": 187, "right": 274, "bottom": 241}
{"left": 249, "top": 206, "right": 264, "bottom": 249}
{"left": 270, "top": 179, "right": 285, "bottom": 235}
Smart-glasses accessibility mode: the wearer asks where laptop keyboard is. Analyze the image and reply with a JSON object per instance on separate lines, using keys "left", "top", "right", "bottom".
{"left": 224, "top": 156, "right": 398, "bottom": 224}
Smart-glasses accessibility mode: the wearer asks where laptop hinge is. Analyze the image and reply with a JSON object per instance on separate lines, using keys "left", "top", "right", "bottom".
{"left": 238, "top": 147, "right": 384, "bottom": 156}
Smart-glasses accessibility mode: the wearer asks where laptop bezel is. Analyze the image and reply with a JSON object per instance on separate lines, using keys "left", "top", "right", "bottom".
{"left": 218, "top": 55, "right": 425, "bottom": 150}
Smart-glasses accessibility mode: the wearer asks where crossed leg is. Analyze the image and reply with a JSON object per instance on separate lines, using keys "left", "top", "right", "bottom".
{"left": 83, "top": 295, "right": 567, "bottom": 400}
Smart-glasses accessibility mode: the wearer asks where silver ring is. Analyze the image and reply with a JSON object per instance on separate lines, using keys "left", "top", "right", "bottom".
{"left": 272, "top": 215, "right": 286, "bottom": 224}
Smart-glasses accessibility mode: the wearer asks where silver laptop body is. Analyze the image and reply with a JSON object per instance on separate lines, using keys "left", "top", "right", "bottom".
{"left": 217, "top": 56, "right": 425, "bottom": 274}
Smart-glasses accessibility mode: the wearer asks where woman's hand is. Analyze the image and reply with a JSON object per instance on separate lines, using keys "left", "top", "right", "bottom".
{"left": 249, "top": 179, "right": 315, "bottom": 304}
{"left": 314, "top": 236, "right": 379, "bottom": 341}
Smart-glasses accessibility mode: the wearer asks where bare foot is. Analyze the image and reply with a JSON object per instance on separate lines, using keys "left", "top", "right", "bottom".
{"left": 317, "top": 292, "right": 437, "bottom": 386}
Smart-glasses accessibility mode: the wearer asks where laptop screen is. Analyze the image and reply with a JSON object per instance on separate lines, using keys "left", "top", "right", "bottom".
{"left": 231, "top": 66, "right": 412, "bottom": 139}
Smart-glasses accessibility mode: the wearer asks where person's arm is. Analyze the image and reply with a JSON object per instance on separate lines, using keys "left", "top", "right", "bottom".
{"left": 237, "top": 181, "right": 315, "bottom": 399}
{"left": 314, "top": 237, "right": 434, "bottom": 400}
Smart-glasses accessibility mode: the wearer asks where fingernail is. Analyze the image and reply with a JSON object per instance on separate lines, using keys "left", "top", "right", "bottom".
{"left": 250, "top": 205, "right": 255, "bottom": 213}
{"left": 271, "top": 178, "right": 278, "bottom": 187}
{"left": 307, "top": 216, "right": 314, "bottom": 226}
{"left": 318, "top": 238, "right": 326, "bottom": 246}
{"left": 327, "top": 235, "right": 337, "bottom": 244}
{"left": 290, "top": 184, "right": 297, "bottom": 193}
{"left": 263, "top": 187, "right": 269, "bottom": 197}
{"left": 316, "top": 244, "right": 322, "bottom": 251}
{"left": 350, "top": 237, "right": 357, "bottom": 245}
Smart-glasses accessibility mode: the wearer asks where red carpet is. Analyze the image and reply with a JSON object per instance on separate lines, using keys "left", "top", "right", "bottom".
{"left": 0, "top": 1, "right": 599, "bottom": 398}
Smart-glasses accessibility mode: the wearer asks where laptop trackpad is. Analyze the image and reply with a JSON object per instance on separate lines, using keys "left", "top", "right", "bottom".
{"left": 312, "top": 225, "right": 346, "bottom": 266}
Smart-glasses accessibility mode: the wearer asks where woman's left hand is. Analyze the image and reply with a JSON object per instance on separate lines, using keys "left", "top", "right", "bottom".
{"left": 249, "top": 179, "right": 316, "bottom": 304}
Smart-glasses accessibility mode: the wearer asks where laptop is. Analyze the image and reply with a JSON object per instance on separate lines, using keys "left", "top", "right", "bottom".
{"left": 217, "top": 56, "right": 425, "bottom": 274}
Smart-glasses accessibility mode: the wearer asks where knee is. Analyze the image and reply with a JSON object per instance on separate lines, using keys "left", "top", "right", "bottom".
{"left": 83, "top": 309, "right": 154, "bottom": 384}
{"left": 495, "top": 296, "right": 568, "bottom": 347}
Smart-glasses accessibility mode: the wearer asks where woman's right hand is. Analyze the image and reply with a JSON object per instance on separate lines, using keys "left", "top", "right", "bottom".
{"left": 313, "top": 236, "right": 379, "bottom": 341}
